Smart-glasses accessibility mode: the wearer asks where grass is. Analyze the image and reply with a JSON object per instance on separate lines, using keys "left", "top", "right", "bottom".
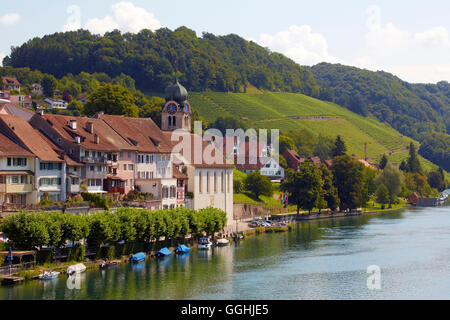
{"left": 190, "top": 91, "right": 415, "bottom": 159}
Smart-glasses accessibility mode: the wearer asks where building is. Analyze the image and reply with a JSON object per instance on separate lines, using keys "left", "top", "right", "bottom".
{"left": 96, "top": 113, "right": 181, "bottom": 209}
{"left": 1, "top": 77, "right": 21, "bottom": 92}
{"left": 10, "top": 95, "right": 32, "bottom": 109}
{"left": 408, "top": 192, "right": 419, "bottom": 205}
{"left": 0, "top": 90, "right": 10, "bottom": 102}
{"left": 44, "top": 98, "right": 68, "bottom": 109}
{"left": 30, "top": 83, "right": 43, "bottom": 96}
{"left": 0, "top": 133, "right": 37, "bottom": 205}
{"left": 0, "top": 115, "right": 66, "bottom": 202}
{"left": 29, "top": 113, "right": 137, "bottom": 198}
{"left": 161, "top": 80, "right": 234, "bottom": 222}
{"left": 283, "top": 149, "right": 302, "bottom": 171}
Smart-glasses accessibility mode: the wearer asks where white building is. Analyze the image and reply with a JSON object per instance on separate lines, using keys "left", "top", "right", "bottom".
{"left": 44, "top": 98, "right": 68, "bottom": 109}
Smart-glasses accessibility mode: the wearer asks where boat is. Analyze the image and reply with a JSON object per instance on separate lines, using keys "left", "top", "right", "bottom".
{"left": 130, "top": 252, "right": 146, "bottom": 263}
{"left": 155, "top": 247, "right": 172, "bottom": 257}
{"left": 175, "top": 244, "right": 191, "bottom": 254}
{"left": 67, "top": 263, "right": 86, "bottom": 275}
{"left": 38, "top": 271, "right": 60, "bottom": 280}
{"left": 198, "top": 238, "right": 212, "bottom": 250}
{"left": 216, "top": 238, "right": 230, "bottom": 247}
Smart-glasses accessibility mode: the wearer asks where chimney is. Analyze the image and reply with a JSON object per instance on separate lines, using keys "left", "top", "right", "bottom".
{"left": 86, "top": 121, "right": 94, "bottom": 134}
{"left": 37, "top": 109, "right": 44, "bottom": 116}
{"left": 94, "top": 133, "right": 99, "bottom": 144}
{"left": 75, "top": 136, "right": 81, "bottom": 144}
{"left": 69, "top": 119, "right": 77, "bottom": 130}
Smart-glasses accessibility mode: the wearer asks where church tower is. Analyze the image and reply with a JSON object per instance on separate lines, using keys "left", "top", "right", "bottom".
{"left": 161, "top": 80, "right": 191, "bottom": 132}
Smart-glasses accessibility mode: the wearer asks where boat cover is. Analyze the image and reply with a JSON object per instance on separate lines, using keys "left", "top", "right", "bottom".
{"left": 156, "top": 247, "right": 172, "bottom": 256}
{"left": 175, "top": 244, "right": 191, "bottom": 253}
{"left": 131, "top": 252, "right": 146, "bottom": 262}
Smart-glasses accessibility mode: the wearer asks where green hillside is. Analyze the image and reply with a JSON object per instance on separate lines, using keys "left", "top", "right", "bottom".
{"left": 190, "top": 91, "right": 415, "bottom": 160}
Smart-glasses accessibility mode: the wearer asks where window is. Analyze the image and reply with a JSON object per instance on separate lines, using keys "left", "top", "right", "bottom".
{"left": 128, "top": 152, "right": 131, "bottom": 158}
{"left": 7, "top": 158, "right": 11, "bottom": 166}
{"left": 11, "top": 176, "right": 19, "bottom": 184}
{"left": 20, "top": 176, "right": 27, "bottom": 184}
{"left": 128, "top": 164, "right": 134, "bottom": 171}
{"left": 207, "top": 171, "right": 210, "bottom": 193}
{"left": 96, "top": 179, "right": 102, "bottom": 186}
{"left": 199, "top": 171, "right": 202, "bottom": 193}
{"left": 90, "top": 166, "right": 95, "bottom": 171}
{"left": 221, "top": 172, "right": 224, "bottom": 193}
{"left": 123, "top": 164, "right": 127, "bottom": 171}
{"left": 214, "top": 172, "right": 217, "bottom": 193}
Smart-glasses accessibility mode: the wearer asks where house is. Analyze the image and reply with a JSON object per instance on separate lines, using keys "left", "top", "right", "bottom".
{"left": 0, "top": 132, "right": 37, "bottom": 205}
{"left": 95, "top": 113, "right": 177, "bottom": 208}
{"left": 0, "top": 102, "right": 35, "bottom": 121}
{"left": 0, "top": 90, "right": 10, "bottom": 102}
{"left": 1, "top": 77, "right": 21, "bottom": 92}
{"left": 408, "top": 192, "right": 419, "bottom": 205}
{"left": 0, "top": 115, "right": 66, "bottom": 202}
{"left": 30, "top": 83, "right": 43, "bottom": 96}
{"left": 44, "top": 98, "right": 68, "bottom": 109}
{"left": 234, "top": 156, "right": 284, "bottom": 180}
{"left": 10, "top": 95, "right": 32, "bottom": 109}
{"left": 283, "top": 149, "right": 302, "bottom": 171}
{"left": 29, "top": 113, "right": 138, "bottom": 198}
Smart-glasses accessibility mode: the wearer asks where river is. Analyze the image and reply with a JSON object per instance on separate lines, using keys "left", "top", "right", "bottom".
{"left": 1, "top": 206, "right": 450, "bottom": 300}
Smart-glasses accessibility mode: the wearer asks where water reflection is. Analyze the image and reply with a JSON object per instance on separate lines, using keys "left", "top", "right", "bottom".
{"left": 2, "top": 206, "right": 450, "bottom": 299}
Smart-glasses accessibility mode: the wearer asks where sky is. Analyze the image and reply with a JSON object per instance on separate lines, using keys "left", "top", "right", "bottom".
{"left": 1, "top": 0, "right": 450, "bottom": 84}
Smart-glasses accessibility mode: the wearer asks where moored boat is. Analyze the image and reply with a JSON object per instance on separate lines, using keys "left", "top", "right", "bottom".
{"left": 155, "top": 247, "right": 172, "bottom": 257}
{"left": 175, "top": 244, "right": 191, "bottom": 254}
{"left": 67, "top": 263, "right": 86, "bottom": 275}
{"left": 38, "top": 271, "right": 60, "bottom": 280}
{"left": 216, "top": 238, "right": 230, "bottom": 247}
{"left": 130, "top": 252, "right": 146, "bottom": 263}
{"left": 198, "top": 238, "right": 212, "bottom": 250}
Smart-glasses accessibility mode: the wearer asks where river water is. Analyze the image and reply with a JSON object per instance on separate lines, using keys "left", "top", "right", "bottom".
{"left": 1, "top": 206, "right": 450, "bottom": 300}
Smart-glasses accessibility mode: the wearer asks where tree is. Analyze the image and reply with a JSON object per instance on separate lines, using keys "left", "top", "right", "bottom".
{"left": 406, "top": 143, "right": 422, "bottom": 174}
{"left": 319, "top": 164, "right": 340, "bottom": 211}
{"left": 332, "top": 135, "right": 347, "bottom": 157}
{"left": 313, "top": 134, "right": 334, "bottom": 160}
{"left": 0, "top": 212, "right": 49, "bottom": 249}
{"left": 405, "top": 172, "right": 432, "bottom": 197}
{"left": 84, "top": 83, "right": 139, "bottom": 117}
{"left": 376, "top": 164, "right": 404, "bottom": 207}
{"left": 67, "top": 100, "right": 84, "bottom": 116}
{"left": 427, "top": 167, "right": 446, "bottom": 191}
{"left": 376, "top": 184, "right": 390, "bottom": 208}
{"left": 279, "top": 135, "right": 296, "bottom": 154}
{"left": 379, "top": 155, "right": 388, "bottom": 170}
{"left": 331, "top": 155, "right": 364, "bottom": 210}
{"left": 281, "top": 161, "right": 323, "bottom": 214}
{"left": 244, "top": 171, "right": 273, "bottom": 199}
{"left": 41, "top": 74, "right": 57, "bottom": 97}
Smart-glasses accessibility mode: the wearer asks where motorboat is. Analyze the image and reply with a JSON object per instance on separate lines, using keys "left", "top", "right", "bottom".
{"left": 216, "top": 238, "right": 230, "bottom": 247}
{"left": 155, "top": 247, "right": 172, "bottom": 257}
{"left": 38, "top": 271, "right": 60, "bottom": 280}
{"left": 198, "top": 238, "right": 212, "bottom": 250}
{"left": 67, "top": 263, "right": 86, "bottom": 275}
{"left": 175, "top": 244, "right": 191, "bottom": 254}
{"left": 130, "top": 252, "right": 146, "bottom": 263}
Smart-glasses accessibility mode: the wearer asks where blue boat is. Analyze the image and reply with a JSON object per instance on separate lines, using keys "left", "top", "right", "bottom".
{"left": 155, "top": 247, "right": 172, "bottom": 257}
{"left": 130, "top": 252, "right": 146, "bottom": 263}
{"left": 175, "top": 244, "right": 191, "bottom": 254}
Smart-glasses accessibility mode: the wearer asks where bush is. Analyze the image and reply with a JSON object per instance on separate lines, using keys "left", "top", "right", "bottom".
{"left": 233, "top": 179, "right": 243, "bottom": 193}
{"left": 36, "top": 250, "right": 53, "bottom": 264}
{"left": 67, "top": 245, "right": 85, "bottom": 262}
{"left": 82, "top": 193, "right": 109, "bottom": 210}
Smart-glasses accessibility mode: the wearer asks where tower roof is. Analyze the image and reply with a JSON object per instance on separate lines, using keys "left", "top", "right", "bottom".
{"left": 165, "top": 80, "right": 188, "bottom": 103}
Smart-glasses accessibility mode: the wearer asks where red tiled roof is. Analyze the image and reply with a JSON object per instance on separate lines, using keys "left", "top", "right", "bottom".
{"left": 0, "top": 115, "right": 63, "bottom": 162}
{"left": 96, "top": 114, "right": 173, "bottom": 153}
{"left": 173, "top": 165, "right": 188, "bottom": 179}
{"left": 36, "top": 129, "right": 83, "bottom": 167}
{"left": 0, "top": 132, "right": 34, "bottom": 157}
{"left": 40, "top": 114, "right": 136, "bottom": 152}
{"left": 2, "top": 77, "right": 21, "bottom": 87}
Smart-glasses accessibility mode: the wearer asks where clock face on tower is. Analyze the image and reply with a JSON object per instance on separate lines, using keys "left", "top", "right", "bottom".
{"left": 168, "top": 103, "right": 177, "bottom": 115}
{"left": 184, "top": 105, "right": 189, "bottom": 113}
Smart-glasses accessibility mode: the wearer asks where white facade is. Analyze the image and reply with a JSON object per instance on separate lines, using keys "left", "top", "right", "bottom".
{"left": 36, "top": 159, "right": 66, "bottom": 202}
{"left": 186, "top": 166, "right": 234, "bottom": 226}
{"left": 260, "top": 158, "right": 284, "bottom": 179}
{"left": 44, "top": 98, "right": 68, "bottom": 109}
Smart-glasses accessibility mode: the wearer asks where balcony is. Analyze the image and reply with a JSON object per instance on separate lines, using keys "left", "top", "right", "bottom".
{"left": 107, "top": 186, "right": 125, "bottom": 194}
{"left": 67, "top": 184, "right": 80, "bottom": 194}
{"left": 84, "top": 170, "right": 107, "bottom": 180}
{"left": 7, "top": 184, "right": 34, "bottom": 193}
{"left": 81, "top": 157, "right": 105, "bottom": 164}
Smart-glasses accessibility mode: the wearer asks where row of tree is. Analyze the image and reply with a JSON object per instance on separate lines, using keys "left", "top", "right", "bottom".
{"left": 0, "top": 207, "right": 227, "bottom": 250}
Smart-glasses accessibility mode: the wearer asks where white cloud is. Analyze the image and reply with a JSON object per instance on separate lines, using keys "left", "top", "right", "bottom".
{"left": 62, "top": 5, "right": 82, "bottom": 32}
{"left": 0, "top": 53, "right": 5, "bottom": 67}
{"left": 84, "top": 2, "right": 161, "bottom": 35}
{"left": 354, "top": 5, "right": 450, "bottom": 83}
{"left": 254, "top": 25, "right": 340, "bottom": 66}
{"left": 0, "top": 13, "right": 20, "bottom": 25}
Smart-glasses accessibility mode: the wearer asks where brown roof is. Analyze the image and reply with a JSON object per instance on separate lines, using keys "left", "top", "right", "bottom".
{"left": 36, "top": 130, "right": 83, "bottom": 167}
{"left": 173, "top": 165, "right": 188, "bottom": 179}
{"left": 0, "top": 115, "right": 63, "bottom": 162}
{"left": 2, "top": 77, "right": 21, "bottom": 87}
{"left": 96, "top": 114, "right": 173, "bottom": 153}
{"left": 164, "top": 132, "right": 234, "bottom": 168}
{"left": 40, "top": 114, "right": 136, "bottom": 152}
{"left": 0, "top": 132, "right": 34, "bottom": 157}
{"left": 0, "top": 102, "right": 35, "bottom": 121}
{"left": 0, "top": 170, "right": 34, "bottom": 175}
{"left": 283, "top": 149, "right": 301, "bottom": 161}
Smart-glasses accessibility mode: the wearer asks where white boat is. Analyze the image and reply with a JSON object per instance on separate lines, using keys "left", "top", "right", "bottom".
{"left": 216, "top": 238, "right": 230, "bottom": 247}
{"left": 38, "top": 271, "right": 60, "bottom": 280}
{"left": 198, "top": 238, "right": 212, "bottom": 250}
{"left": 67, "top": 263, "right": 86, "bottom": 275}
